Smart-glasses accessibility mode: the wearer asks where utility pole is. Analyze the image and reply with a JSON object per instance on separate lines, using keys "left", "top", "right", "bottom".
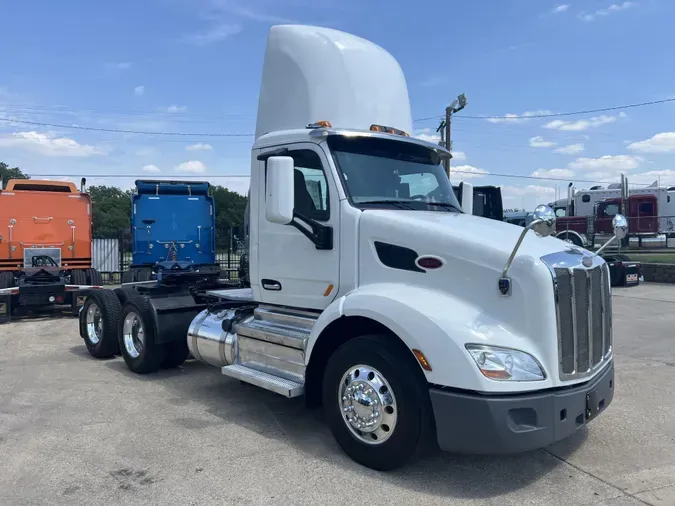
{"left": 442, "top": 93, "right": 468, "bottom": 177}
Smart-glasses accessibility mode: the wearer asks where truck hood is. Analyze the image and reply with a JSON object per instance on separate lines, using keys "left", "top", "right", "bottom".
{"left": 356, "top": 209, "right": 585, "bottom": 358}
{"left": 360, "top": 209, "right": 570, "bottom": 264}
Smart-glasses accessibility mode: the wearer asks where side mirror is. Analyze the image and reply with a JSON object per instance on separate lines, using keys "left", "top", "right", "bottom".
{"left": 459, "top": 181, "right": 473, "bottom": 214}
{"left": 613, "top": 214, "right": 628, "bottom": 239}
{"left": 531, "top": 204, "right": 556, "bottom": 237}
{"left": 265, "top": 156, "right": 295, "bottom": 225}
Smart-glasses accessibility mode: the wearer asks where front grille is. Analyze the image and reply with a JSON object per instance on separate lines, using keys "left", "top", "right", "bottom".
{"left": 554, "top": 263, "right": 612, "bottom": 379}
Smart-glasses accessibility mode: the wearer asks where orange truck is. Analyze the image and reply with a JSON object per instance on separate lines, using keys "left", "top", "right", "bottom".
{"left": 0, "top": 178, "right": 103, "bottom": 322}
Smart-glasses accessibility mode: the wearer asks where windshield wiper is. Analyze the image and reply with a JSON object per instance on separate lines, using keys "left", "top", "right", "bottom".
{"left": 424, "top": 201, "right": 462, "bottom": 212}
{"left": 360, "top": 199, "right": 417, "bottom": 210}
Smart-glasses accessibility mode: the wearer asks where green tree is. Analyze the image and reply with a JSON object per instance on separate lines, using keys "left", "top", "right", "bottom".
{"left": 88, "top": 185, "right": 133, "bottom": 239}
{"left": 0, "top": 162, "right": 29, "bottom": 189}
{"left": 211, "top": 185, "right": 248, "bottom": 248}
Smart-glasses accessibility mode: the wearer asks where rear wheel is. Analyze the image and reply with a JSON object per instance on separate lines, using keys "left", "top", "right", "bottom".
{"left": 118, "top": 293, "right": 163, "bottom": 374}
{"left": 71, "top": 269, "right": 87, "bottom": 286}
{"left": 81, "top": 289, "right": 122, "bottom": 358}
{"left": 86, "top": 268, "right": 103, "bottom": 286}
{"left": 322, "top": 334, "right": 434, "bottom": 471}
{"left": 0, "top": 271, "right": 14, "bottom": 289}
{"left": 135, "top": 268, "right": 152, "bottom": 282}
{"left": 122, "top": 270, "right": 134, "bottom": 284}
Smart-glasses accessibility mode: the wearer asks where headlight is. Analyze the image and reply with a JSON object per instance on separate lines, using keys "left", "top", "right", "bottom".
{"left": 465, "top": 344, "right": 546, "bottom": 381}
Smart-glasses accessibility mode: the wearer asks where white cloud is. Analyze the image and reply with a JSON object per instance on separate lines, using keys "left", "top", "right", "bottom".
{"left": 529, "top": 136, "right": 556, "bottom": 148}
{"left": 531, "top": 168, "right": 575, "bottom": 179}
{"left": 186, "top": 142, "right": 213, "bottom": 151}
{"left": 555, "top": 143, "right": 585, "bottom": 154}
{"left": 414, "top": 129, "right": 465, "bottom": 160}
{"left": 0, "top": 131, "right": 106, "bottom": 157}
{"left": 553, "top": 4, "right": 570, "bottom": 13}
{"left": 487, "top": 110, "right": 553, "bottom": 124}
{"left": 175, "top": 160, "right": 207, "bottom": 173}
{"left": 579, "top": 1, "right": 635, "bottom": 21}
{"left": 501, "top": 185, "right": 556, "bottom": 209}
{"left": 627, "top": 132, "right": 675, "bottom": 154}
{"left": 166, "top": 105, "right": 187, "bottom": 113}
{"left": 628, "top": 169, "right": 675, "bottom": 186}
{"left": 185, "top": 24, "right": 242, "bottom": 46}
{"left": 142, "top": 164, "right": 161, "bottom": 173}
{"left": 568, "top": 154, "right": 642, "bottom": 171}
{"left": 451, "top": 165, "right": 487, "bottom": 179}
{"left": 543, "top": 114, "right": 620, "bottom": 131}
{"left": 134, "top": 85, "right": 145, "bottom": 96}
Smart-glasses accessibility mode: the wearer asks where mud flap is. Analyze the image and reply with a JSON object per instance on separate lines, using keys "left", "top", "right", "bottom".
{"left": 0, "top": 294, "right": 12, "bottom": 324}
{"left": 71, "top": 291, "right": 88, "bottom": 316}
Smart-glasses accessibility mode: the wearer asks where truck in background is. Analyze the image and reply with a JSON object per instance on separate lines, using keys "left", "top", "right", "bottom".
{"left": 78, "top": 24, "right": 622, "bottom": 471}
{"left": 0, "top": 178, "right": 102, "bottom": 322}
{"left": 551, "top": 176, "right": 674, "bottom": 247}
{"left": 123, "top": 180, "right": 219, "bottom": 282}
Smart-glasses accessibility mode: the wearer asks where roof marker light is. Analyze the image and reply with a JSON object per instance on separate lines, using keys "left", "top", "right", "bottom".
{"left": 306, "top": 120, "right": 332, "bottom": 129}
{"left": 369, "top": 124, "right": 410, "bottom": 137}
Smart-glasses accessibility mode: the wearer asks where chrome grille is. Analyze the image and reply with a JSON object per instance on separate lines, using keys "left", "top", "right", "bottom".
{"left": 552, "top": 261, "right": 612, "bottom": 380}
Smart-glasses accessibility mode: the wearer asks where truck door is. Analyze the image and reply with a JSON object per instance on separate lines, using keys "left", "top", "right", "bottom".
{"left": 256, "top": 144, "right": 340, "bottom": 310}
{"left": 595, "top": 200, "right": 620, "bottom": 235}
{"left": 630, "top": 196, "right": 658, "bottom": 234}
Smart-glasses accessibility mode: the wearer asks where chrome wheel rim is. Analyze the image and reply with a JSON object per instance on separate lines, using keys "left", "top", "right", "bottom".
{"left": 338, "top": 364, "right": 397, "bottom": 445}
{"left": 85, "top": 303, "right": 102, "bottom": 345}
{"left": 122, "top": 312, "right": 144, "bottom": 359}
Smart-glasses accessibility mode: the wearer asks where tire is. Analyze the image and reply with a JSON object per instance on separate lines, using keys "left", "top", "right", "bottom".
{"left": 81, "top": 289, "right": 122, "bottom": 358}
{"left": 86, "top": 268, "right": 103, "bottom": 286}
{"left": 161, "top": 341, "right": 190, "bottom": 369}
{"left": 113, "top": 286, "right": 136, "bottom": 306}
{"left": 122, "top": 270, "right": 134, "bottom": 284}
{"left": 0, "top": 271, "right": 14, "bottom": 289}
{"left": 322, "top": 334, "right": 434, "bottom": 471}
{"left": 118, "top": 292, "right": 163, "bottom": 374}
{"left": 71, "top": 269, "right": 87, "bottom": 286}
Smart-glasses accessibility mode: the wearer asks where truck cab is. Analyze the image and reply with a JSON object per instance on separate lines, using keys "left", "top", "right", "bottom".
{"left": 124, "top": 180, "right": 218, "bottom": 282}
{"left": 78, "top": 24, "right": 623, "bottom": 471}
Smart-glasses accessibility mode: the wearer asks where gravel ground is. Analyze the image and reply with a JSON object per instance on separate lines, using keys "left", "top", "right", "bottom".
{"left": 1, "top": 284, "right": 674, "bottom": 505}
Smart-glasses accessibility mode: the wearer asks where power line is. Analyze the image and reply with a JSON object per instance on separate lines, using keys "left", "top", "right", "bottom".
{"left": 413, "top": 97, "right": 675, "bottom": 122}
{"left": 449, "top": 168, "right": 654, "bottom": 186}
{"left": 3, "top": 97, "right": 674, "bottom": 135}
{"left": 0, "top": 118, "right": 253, "bottom": 137}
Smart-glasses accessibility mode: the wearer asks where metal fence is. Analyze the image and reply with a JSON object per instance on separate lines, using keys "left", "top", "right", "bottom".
{"left": 92, "top": 229, "right": 247, "bottom": 285}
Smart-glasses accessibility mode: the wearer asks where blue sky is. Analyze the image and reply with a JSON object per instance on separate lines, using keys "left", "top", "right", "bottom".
{"left": 1, "top": 0, "right": 674, "bottom": 209}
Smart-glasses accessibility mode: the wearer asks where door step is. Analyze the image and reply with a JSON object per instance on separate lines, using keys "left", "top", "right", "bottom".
{"left": 222, "top": 364, "right": 304, "bottom": 398}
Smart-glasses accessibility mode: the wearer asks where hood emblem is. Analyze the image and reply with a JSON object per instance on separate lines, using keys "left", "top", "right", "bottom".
{"left": 582, "top": 256, "right": 593, "bottom": 268}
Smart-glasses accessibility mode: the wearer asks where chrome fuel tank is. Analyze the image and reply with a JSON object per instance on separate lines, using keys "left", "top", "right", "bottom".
{"left": 187, "top": 308, "right": 254, "bottom": 368}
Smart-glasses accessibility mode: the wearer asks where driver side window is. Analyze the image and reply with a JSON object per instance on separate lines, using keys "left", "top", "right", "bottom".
{"left": 288, "top": 150, "right": 330, "bottom": 222}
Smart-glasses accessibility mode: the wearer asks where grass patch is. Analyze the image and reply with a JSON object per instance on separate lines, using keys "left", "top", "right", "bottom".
{"left": 628, "top": 254, "right": 675, "bottom": 264}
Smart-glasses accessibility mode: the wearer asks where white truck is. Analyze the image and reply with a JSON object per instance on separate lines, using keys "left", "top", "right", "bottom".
{"left": 78, "top": 24, "right": 625, "bottom": 471}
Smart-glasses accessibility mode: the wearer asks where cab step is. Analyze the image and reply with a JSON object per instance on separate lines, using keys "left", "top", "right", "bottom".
{"left": 222, "top": 364, "right": 304, "bottom": 398}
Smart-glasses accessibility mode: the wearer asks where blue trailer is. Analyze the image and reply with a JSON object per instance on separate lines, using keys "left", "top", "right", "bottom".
{"left": 122, "top": 180, "right": 219, "bottom": 283}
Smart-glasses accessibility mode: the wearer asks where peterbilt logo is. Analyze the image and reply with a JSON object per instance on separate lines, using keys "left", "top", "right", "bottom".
{"left": 582, "top": 256, "right": 593, "bottom": 268}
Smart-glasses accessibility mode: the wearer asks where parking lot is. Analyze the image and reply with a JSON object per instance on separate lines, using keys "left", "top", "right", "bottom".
{"left": 0, "top": 285, "right": 673, "bottom": 505}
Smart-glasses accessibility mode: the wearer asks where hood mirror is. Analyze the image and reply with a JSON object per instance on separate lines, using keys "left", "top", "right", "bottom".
{"left": 499, "top": 204, "right": 556, "bottom": 296}
{"left": 595, "top": 213, "right": 628, "bottom": 256}
{"left": 531, "top": 205, "right": 556, "bottom": 238}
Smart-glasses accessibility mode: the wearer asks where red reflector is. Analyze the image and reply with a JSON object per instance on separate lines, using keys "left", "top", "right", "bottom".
{"left": 416, "top": 256, "right": 444, "bottom": 270}
{"left": 616, "top": 262, "right": 622, "bottom": 268}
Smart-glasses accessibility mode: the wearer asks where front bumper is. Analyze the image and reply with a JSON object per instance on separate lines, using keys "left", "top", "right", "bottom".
{"left": 430, "top": 360, "right": 614, "bottom": 454}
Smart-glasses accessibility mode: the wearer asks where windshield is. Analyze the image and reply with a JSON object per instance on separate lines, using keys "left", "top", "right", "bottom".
{"left": 327, "top": 135, "right": 462, "bottom": 212}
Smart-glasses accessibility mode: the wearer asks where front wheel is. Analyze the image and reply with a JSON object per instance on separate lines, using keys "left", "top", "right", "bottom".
{"left": 322, "top": 335, "right": 434, "bottom": 471}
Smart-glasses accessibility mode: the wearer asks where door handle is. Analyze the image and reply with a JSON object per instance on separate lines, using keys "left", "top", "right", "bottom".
{"left": 261, "top": 279, "right": 282, "bottom": 291}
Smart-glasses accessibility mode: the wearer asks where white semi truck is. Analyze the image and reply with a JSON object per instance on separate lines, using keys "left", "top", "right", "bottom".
{"left": 79, "top": 24, "right": 625, "bottom": 471}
